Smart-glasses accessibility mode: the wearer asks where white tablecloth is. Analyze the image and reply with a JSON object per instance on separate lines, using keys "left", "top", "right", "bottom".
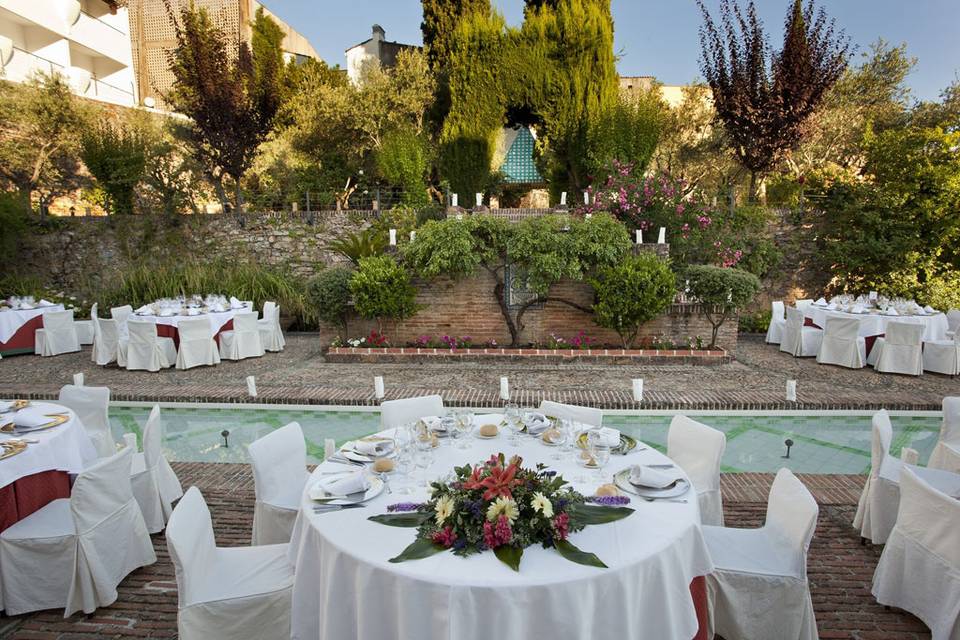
{"left": 804, "top": 306, "right": 948, "bottom": 341}
{"left": 0, "top": 402, "right": 98, "bottom": 489}
{"left": 0, "top": 305, "right": 65, "bottom": 344}
{"left": 288, "top": 416, "right": 714, "bottom": 640}
{"left": 130, "top": 307, "right": 247, "bottom": 336}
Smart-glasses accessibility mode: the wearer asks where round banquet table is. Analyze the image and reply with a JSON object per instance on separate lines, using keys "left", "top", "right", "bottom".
{"left": 803, "top": 306, "right": 948, "bottom": 354}
{"left": 129, "top": 306, "right": 248, "bottom": 347}
{"left": 0, "top": 304, "right": 66, "bottom": 356}
{"left": 287, "top": 415, "right": 715, "bottom": 640}
{"left": 0, "top": 402, "right": 98, "bottom": 531}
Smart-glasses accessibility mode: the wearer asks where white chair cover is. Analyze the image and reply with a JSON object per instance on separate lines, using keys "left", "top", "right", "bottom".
{"left": 795, "top": 299, "right": 813, "bottom": 311}
{"left": 131, "top": 405, "right": 184, "bottom": 533}
{"left": 765, "top": 300, "right": 787, "bottom": 344}
{"left": 538, "top": 400, "right": 603, "bottom": 427}
{"left": 854, "top": 409, "right": 960, "bottom": 544}
{"left": 93, "top": 317, "right": 120, "bottom": 366}
{"left": 125, "top": 320, "right": 175, "bottom": 372}
{"left": 872, "top": 467, "right": 960, "bottom": 640}
{"left": 75, "top": 315, "right": 94, "bottom": 346}
{"left": 248, "top": 422, "right": 309, "bottom": 546}
{"left": 923, "top": 331, "right": 960, "bottom": 376}
{"left": 667, "top": 415, "right": 726, "bottom": 526}
{"left": 379, "top": 394, "right": 445, "bottom": 429}
{"left": 166, "top": 487, "right": 294, "bottom": 640}
{"left": 816, "top": 315, "right": 866, "bottom": 368}
{"left": 872, "top": 321, "right": 924, "bottom": 375}
{"left": 111, "top": 305, "right": 134, "bottom": 342}
{"left": 258, "top": 301, "right": 285, "bottom": 352}
{"left": 947, "top": 309, "right": 960, "bottom": 337}
{"left": 0, "top": 447, "right": 156, "bottom": 616}
{"left": 58, "top": 384, "right": 116, "bottom": 458}
{"left": 930, "top": 397, "right": 960, "bottom": 473}
{"left": 705, "top": 468, "right": 819, "bottom": 640}
{"left": 780, "top": 307, "right": 822, "bottom": 357}
{"left": 176, "top": 317, "right": 221, "bottom": 370}
{"left": 219, "top": 311, "right": 265, "bottom": 361}
{"left": 34, "top": 309, "right": 80, "bottom": 357}
{"left": 89, "top": 303, "right": 100, "bottom": 363}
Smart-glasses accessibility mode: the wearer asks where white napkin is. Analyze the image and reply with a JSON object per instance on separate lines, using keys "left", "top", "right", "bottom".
{"left": 826, "top": 303, "right": 838, "bottom": 310}
{"left": 814, "top": 297, "right": 827, "bottom": 306}
{"left": 18, "top": 302, "right": 34, "bottom": 310}
{"left": 419, "top": 416, "right": 444, "bottom": 432}
{"left": 595, "top": 427, "right": 621, "bottom": 447}
{"left": 924, "top": 305, "right": 936, "bottom": 314}
{"left": 886, "top": 308, "right": 899, "bottom": 316}
{"left": 523, "top": 412, "right": 551, "bottom": 434}
{"left": 135, "top": 305, "right": 152, "bottom": 314}
{"left": 38, "top": 299, "right": 53, "bottom": 307}
{"left": 852, "top": 304, "right": 865, "bottom": 314}
{"left": 629, "top": 465, "right": 679, "bottom": 489}
{"left": 13, "top": 409, "right": 53, "bottom": 429}
{"left": 311, "top": 472, "right": 370, "bottom": 498}
{"left": 186, "top": 308, "right": 200, "bottom": 316}
{"left": 159, "top": 309, "right": 176, "bottom": 317}
{"left": 230, "top": 296, "right": 243, "bottom": 309}
{"left": 350, "top": 438, "right": 394, "bottom": 457}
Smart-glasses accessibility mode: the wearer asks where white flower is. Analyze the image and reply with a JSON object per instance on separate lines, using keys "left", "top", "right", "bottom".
{"left": 486, "top": 496, "right": 519, "bottom": 524}
{"left": 530, "top": 492, "right": 554, "bottom": 518}
{"left": 435, "top": 495, "right": 454, "bottom": 526}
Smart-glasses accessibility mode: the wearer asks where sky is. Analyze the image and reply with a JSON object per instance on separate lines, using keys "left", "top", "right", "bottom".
{"left": 265, "top": 0, "right": 960, "bottom": 102}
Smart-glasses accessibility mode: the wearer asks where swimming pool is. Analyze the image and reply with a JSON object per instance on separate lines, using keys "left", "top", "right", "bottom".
{"left": 109, "top": 403, "right": 943, "bottom": 475}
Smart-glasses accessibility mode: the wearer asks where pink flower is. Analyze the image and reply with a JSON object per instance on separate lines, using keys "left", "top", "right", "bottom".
{"left": 552, "top": 512, "right": 570, "bottom": 541}
{"left": 482, "top": 515, "right": 513, "bottom": 547}
{"left": 432, "top": 527, "right": 458, "bottom": 548}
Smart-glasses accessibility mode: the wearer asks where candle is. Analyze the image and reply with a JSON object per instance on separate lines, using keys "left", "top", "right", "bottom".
{"left": 451, "top": 193, "right": 458, "bottom": 208}
{"left": 324, "top": 438, "right": 336, "bottom": 461}
{"left": 246, "top": 375, "right": 258, "bottom": 397}
{"left": 73, "top": 372, "right": 84, "bottom": 387}
{"left": 658, "top": 227, "right": 666, "bottom": 244}
{"left": 635, "top": 229, "right": 642, "bottom": 244}
{"left": 786, "top": 380, "right": 797, "bottom": 402}
{"left": 410, "top": 230, "right": 416, "bottom": 242}
{"left": 632, "top": 379, "right": 644, "bottom": 402}
{"left": 583, "top": 191, "right": 589, "bottom": 205}
{"left": 374, "top": 376, "right": 385, "bottom": 400}
{"left": 500, "top": 376, "right": 510, "bottom": 401}
{"left": 389, "top": 229, "right": 397, "bottom": 246}
{"left": 560, "top": 192, "right": 567, "bottom": 206}
{"left": 475, "top": 193, "right": 483, "bottom": 208}
{"left": 869, "top": 290, "right": 878, "bottom": 301}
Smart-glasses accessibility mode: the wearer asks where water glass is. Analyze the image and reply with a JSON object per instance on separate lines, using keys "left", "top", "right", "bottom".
{"left": 455, "top": 411, "right": 474, "bottom": 449}
{"left": 414, "top": 438, "right": 434, "bottom": 488}
{"left": 440, "top": 414, "right": 457, "bottom": 448}
{"left": 504, "top": 403, "right": 522, "bottom": 446}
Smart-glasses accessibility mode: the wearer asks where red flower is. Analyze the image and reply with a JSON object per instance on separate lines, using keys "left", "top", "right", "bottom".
{"left": 482, "top": 515, "right": 513, "bottom": 547}
{"left": 432, "top": 527, "right": 457, "bottom": 548}
{"left": 465, "top": 462, "right": 521, "bottom": 501}
{"left": 552, "top": 512, "right": 570, "bottom": 541}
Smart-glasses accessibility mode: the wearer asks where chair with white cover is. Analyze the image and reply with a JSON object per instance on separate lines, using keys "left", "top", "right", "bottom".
{"left": 946, "top": 308, "right": 959, "bottom": 338}
{"left": 93, "top": 317, "right": 120, "bottom": 366}
{"left": 667, "top": 415, "right": 726, "bottom": 526}
{"left": 257, "top": 301, "right": 285, "bottom": 352}
{"left": 872, "top": 466, "right": 960, "bottom": 640}
{"left": 131, "top": 405, "right": 184, "bottom": 533}
{"left": 219, "top": 311, "right": 264, "bottom": 361}
{"left": 816, "top": 315, "right": 866, "bottom": 369}
{"left": 75, "top": 305, "right": 94, "bottom": 346}
{"left": 0, "top": 447, "right": 156, "bottom": 616}
{"left": 380, "top": 394, "right": 445, "bottom": 429}
{"left": 854, "top": 409, "right": 960, "bottom": 544}
{"left": 704, "top": 468, "right": 819, "bottom": 640}
{"left": 124, "top": 320, "right": 176, "bottom": 372}
{"left": 929, "top": 397, "right": 960, "bottom": 473}
{"left": 795, "top": 299, "right": 814, "bottom": 311}
{"left": 538, "top": 400, "right": 603, "bottom": 427}
{"left": 166, "top": 487, "right": 294, "bottom": 640}
{"left": 868, "top": 321, "right": 924, "bottom": 375}
{"left": 780, "top": 307, "right": 823, "bottom": 357}
{"left": 923, "top": 330, "right": 960, "bottom": 377}
{"left": 34, "top": 309, "right": 80, "bottom": 357}
{"left": 58, "top": 384, "right": 116, "bottom": 458}
{"left": 765, "top": 301, "right": 787, "bottom": 345}
{"left": 248, "top": 422, "right": 309, "bottom": 546}
{"left": 176, "top": 317, "right": 221, "bottom": 370}
{"left": 111, "top": 305, "right": 134, "bottom": 342}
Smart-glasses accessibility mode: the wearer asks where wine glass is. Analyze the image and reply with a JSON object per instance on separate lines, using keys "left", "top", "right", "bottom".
{"left": 414, "top": 437, "right": 434, "bottom": 488}
{"left": 440, "top": 414, "right": 457, "bottom": 448}
{"left": 504, "top": 403, "right": 522, "bottom": 446}
{"left": 549, "top": 421, "right": 567, "bottom": 461}
{"left": 455, "top": 410, "right": 474, "bottom": 449}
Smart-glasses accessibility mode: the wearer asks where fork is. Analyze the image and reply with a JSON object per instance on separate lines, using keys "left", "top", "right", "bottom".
{"left": 642, "top": 497, "right": 687, "bottom": 503}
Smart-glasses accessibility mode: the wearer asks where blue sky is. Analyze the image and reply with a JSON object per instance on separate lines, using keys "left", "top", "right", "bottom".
{"left": 267, "top": 0, "right": 960, "bottom": 102}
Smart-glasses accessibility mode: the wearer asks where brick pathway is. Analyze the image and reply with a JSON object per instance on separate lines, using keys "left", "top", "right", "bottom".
{"left": 0, "top": 465, "right": 931, "bottom": 639}
{"left": 0, "top": 334, "right": 955, "bottom": 410}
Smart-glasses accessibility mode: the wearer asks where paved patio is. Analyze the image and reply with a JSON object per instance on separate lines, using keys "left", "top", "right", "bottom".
{"left": 0, "top": 334, "right": 954, "bottom": 410}
{"left": 0, "top": 465, "right": 932, "bottom": 639}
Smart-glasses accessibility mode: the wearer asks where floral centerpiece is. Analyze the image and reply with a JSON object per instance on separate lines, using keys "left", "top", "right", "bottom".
{"left": 369, "top": 453, "right": 633, "bottom": 571}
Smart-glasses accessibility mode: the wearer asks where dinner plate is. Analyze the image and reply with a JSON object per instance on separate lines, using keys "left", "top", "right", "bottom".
{"left": 475, "top": 430, "right": 500, "bottom": 439}
{"left": 309, "top": 476, "right": 384, "bottom": 505}
{"left": 12, "top": 414, "right": 70, "bottom": 433}
{"left": 576, "top": 432, "right": 638, "bottom": 455}
{"left": 0, "top": 440, "right": 27, "bottom": 460}
{"left": 614, "top": 469, "right": 690, "bottom": 499}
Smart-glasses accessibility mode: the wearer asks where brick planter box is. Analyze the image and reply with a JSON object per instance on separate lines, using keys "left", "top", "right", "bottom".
{"left": 325, "top": 346, "right": 731, "bottom": 365}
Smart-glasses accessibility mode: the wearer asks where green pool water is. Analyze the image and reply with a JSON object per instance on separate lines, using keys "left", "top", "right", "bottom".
{"left": 109, "top": 405, "right": 943, "bottom": 475}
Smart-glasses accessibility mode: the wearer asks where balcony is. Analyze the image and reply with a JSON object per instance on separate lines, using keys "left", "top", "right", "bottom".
{"left": 68, "top": 9, "right": 130, "bottom": 65}
{"left": 2, "top": 45, "right": 64, "bottom": 83}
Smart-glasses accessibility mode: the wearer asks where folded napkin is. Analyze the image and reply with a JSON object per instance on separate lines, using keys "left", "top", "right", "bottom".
{"left": 826, "top": 303, "right": 838, "bottom": 310}
{"left": 852, "top": 304, "right": 865, "bottom": 314}
{"left": 18, "top": 303, "right": 34, "bottom": 310}
{"left": 814, "top": 297, "right": 828, "bottom": 306}
{"left": 419, "top": 416, "right": 444, "bottom": 432}
{"left": 230, "top": 296, "right": 243, "bottom": 309}
{"left": 135, "top": 305, "right": 152, "bottom": 314}
{"left": 38, "top": 299, "right": 53, "bottom": 307}
{"left": 159, "top": 309, "right": 176, "bottom": 317}
{"left": 629, "top": 465, "right": 679, "bottom": 489}
{"left": 522, "top": 412, "right": 551, "bottom": 434}
{"left": 350, "top": 438, "right": 394, "bottom": 457}
{"left": 312, "top": 472, "right": 370, "bottom": 498}
{"left": 885, "top": 308, "right": 899, "bottom": 316}
{"left": 595, "top": 427, "right": 621, "bottom": 447}
{"left": 13, "top": 409, "right": 54, "bottom": 429}
{"left": 924, "top": 305, "right": 936, "bottom": 314}
{"left": 186, "top": 308, "right": 200, "bottom": 316}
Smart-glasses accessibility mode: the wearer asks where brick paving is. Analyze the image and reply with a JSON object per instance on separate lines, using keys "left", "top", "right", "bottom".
{"left": 0, "top": 334, "right": 955, "bottom": 410}
{"left": 0, "top": 464, "right": 932, "bottom": 639}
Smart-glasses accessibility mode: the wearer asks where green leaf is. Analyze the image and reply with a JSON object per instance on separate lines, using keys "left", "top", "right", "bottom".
{"left": 368, "top": 512, "right": 430, "bottom": 528}
{"left": 388, "top": 538, "right": 446, "bottom": 563}
{"left": 566, "top": 504, "right": 634, "bottom": 525}
{"left": 493, "top": 545, "right": 523, "bottom": 571}
{"left": 554, "top": 539, "right": 607, "bottom": 568}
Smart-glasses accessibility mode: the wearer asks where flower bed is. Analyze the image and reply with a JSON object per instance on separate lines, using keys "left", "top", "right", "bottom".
{"left": 325, "top": 345, "right": 730, "bottom": 365}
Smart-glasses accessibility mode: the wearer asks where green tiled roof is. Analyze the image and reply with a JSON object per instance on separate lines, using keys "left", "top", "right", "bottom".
{"left": 501, "top": 127, "right": 544, "bottom": 184}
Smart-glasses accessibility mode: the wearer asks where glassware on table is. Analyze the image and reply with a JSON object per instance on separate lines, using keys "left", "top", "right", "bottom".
{"left": 454, "top": 410, "right": 474, "bottom": 449}
{"left": 587, "top": 430, "right": 611, "bottom": 482}
{"left": 521, "top": 407, "right": 538, "bottom": 441}
{"left": 414, "top": 436, "right": 434, "bottom": 488}
{"left": 504, "top": 403, "right": 522, "bottom": 446}
{"left": 549, "top": 419, "right": 569, "bottom": 460}
{"left": 440, "top": 414, "right": 457, "bottom": 448}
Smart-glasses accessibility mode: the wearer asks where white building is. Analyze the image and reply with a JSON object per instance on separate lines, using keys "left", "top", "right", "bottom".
{"left": 0, "top": 0, "right": 137, "bottom": 107}
{"left": 345, "top": 24, "right": 418, "bottom": 85}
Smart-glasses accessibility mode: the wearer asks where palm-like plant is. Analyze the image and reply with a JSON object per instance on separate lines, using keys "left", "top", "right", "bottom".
{"left": 327, "top": 228, "right": 388, "bottom": 265}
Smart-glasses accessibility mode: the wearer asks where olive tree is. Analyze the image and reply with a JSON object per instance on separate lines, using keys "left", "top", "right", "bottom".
{"left": 684, "top": 264, "right": 760, "bottom": 348}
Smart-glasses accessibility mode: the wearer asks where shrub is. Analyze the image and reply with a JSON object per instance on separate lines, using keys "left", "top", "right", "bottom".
{"left": 684, "top": 265, "right": 761, "bottom": 348}
{"left": 306, "top": 267, "right": 353, "bottom": 334}
{"left": 591, "top": 253, "right": 676, "bottom": 348}
{"left": 327, "top": 228, "right": 388, "bottom": 266}
{"left": 349, "top": 255, "right": 420, "bottom": 332}
{"left": 0, "top": 192, "right": 28, "bottom": 257}
{"left": 376, "top": 127, "right": 430, "bottom": 206}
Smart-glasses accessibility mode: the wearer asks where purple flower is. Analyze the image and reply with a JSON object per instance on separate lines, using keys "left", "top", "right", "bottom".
{"left": 541, "top": 470, "right": 558, "bottom": 477}
{"left": 387, "top": 502, "right": 423, "bottom": 512}
{"left": 586, "top": 495, "right": 631, "bottom": 506}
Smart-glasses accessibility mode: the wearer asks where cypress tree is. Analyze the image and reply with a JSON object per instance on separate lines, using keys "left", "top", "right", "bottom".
{"left": 421, "top": 0, "right": 491, "bottom": 72}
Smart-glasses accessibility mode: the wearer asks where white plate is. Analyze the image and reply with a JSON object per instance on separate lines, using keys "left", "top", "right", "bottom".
{"left": 475, "top": 431, "right": 500, "bottom": 439}
{"left": 309, "top": 476, "right": 384, "bottom": 505}
{"left": 614, "top": 469, "right": 690, "bottom": 499}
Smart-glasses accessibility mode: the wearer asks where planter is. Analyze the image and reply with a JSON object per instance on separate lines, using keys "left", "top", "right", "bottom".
{"left": 324, "top": 346, "right": 731, "bottom": 366}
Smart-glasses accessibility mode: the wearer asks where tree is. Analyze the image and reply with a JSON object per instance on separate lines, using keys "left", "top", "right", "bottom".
{"left": 80, "top": 117, "right": 147, "bottom": 215}
{"left": 307, "top": 267, "right": 354, "bottom": 337}
{"left": 163, "top": 2, "right": 284, "bottom": 211}
{"left": 421, "top": 0, "right": 491, "bottom": 72}
{"left": 585, "top": 89, "right": 667, "bottom": 182}
{"left": 697, "top": 0, "right": 849, "bottom": 199}
{"left": 685, "top": 264, "right": 760, "bottom": 348}
{"left": 138, "top": 113, "right": 209, "bottom": 216}
{"left": 0, "top": 74, "right": 87, "bottom": 217}
{"left": 376, "top": 126, "right": 431, "bottom": 205}
{"left": 591, "top": 253, "right": 676, "bottom": 348}
{"left": 349, "top": 255, "right": 420, "bottom": 334}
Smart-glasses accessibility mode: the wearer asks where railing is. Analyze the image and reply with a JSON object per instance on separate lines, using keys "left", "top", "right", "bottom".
{"left": 89, "top": 76, "right": 134, "bottom": 102}
{"left": 6, "top": 47, "right": 65, "bottom": 80}
{"left": 79, "top": 10, "right": 126, "bottom": 37}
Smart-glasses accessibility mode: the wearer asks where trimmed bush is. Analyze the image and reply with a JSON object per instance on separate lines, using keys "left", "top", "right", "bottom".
{"left": 591, "top": 252, "right": 675, "bottom": 348}
{"left": 306, "top": 267, "right": 353, "bottom": 335}
{"left": 684, "top": 265, "right": 761, "bottom": 348}
{"left": 349, "top": 255, "right": 420, "bottom": 332}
